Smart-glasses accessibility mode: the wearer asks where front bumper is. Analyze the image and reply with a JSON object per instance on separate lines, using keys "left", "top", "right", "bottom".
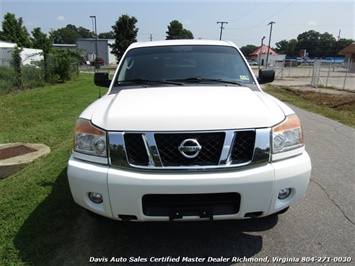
{"left": 67, "top": 152, "right": 311, "bottom": 221}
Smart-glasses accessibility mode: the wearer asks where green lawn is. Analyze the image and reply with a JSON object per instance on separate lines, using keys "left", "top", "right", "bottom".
{"left": 0, "top": 74, "right": 105, "bottom": 265}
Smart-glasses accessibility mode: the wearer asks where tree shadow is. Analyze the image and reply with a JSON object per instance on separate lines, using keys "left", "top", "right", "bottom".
{"left": 14, "top": 168, "right": 278, "bottom": 265}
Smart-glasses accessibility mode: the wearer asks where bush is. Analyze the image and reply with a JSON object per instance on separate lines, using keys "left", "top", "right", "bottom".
{"left": 0, "top": 67, "right": 15, "bottom": 94}
{"left": 22, "top": 65, "right": 46, "bottom": 88}
{"left": 45, "top": 50, "right": 79, "bottom": 84}
{"left": 11, "top": 46, "right": 23, "bottom": 90}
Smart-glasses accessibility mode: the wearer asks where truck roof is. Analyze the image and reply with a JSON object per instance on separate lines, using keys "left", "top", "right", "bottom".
{"left": 128, "top": 39, "right": 237, "bottom": 49}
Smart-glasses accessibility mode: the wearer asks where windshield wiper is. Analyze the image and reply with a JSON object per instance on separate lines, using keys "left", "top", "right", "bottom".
{"left": 119, "top": 78, "right": 184, "bottom": 86}
{"left": 167, "top": 77, "right": 243, "bottom": 86}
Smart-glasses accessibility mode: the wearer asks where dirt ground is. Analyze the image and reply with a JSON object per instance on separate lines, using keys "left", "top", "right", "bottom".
{"left": 278, "top": 87, "right": 355, "bottom": 111}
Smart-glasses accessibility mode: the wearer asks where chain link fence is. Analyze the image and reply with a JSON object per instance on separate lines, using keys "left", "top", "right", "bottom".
{"left": 265, "top": 59, "right": 355, "bottom": 91}
{"left": 310, "top": 59, "right": 353, "bottom": 90}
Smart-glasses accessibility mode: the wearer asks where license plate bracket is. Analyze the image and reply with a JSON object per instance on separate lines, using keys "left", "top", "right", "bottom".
{"left": 169, "top": 205, "right": 213, "bottom": 221}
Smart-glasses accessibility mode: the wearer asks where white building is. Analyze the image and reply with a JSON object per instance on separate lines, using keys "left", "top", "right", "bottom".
{"left": 75, "top": 38, "right": 116, "bottom": 65}
{"left": 0, "top": 41, "right": 43, "bottom": 67}
{"left": 52, "top": 39, "right": 117, "bottom": 65}
{"left": 249, "top": 45, "right": 286, "bottom": 66}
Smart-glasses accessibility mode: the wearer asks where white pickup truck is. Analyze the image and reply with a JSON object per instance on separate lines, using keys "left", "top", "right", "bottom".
{"left": 67, "top": 40, "right": 311, "bottom": 221}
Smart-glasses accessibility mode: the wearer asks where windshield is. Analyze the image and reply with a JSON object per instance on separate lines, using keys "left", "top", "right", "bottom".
{"left": 115, "top": 45, "right": 255, "bottom": 86}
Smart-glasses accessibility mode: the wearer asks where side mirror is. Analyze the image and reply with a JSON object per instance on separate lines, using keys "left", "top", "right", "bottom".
{"left": 257, "top": 69, "right": 275, "bottom": 84}
{"left": 94, "top": 72, "right": 111, "bottom": 87}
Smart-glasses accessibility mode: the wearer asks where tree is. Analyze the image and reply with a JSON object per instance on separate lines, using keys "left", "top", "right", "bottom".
{"left": 77, "top": 26, "right": 94, "bottom": 39}
{"left": 0, "top": 12, "right": 32, "bottom": 47}
{"left": 275, "top": 39, "right": 297, "bottom": 56}
{"left": 11, "top": 46, "right": 23, "bottom": 89}
{"left": 240, "top": 45, "right": 258, "bottom": 58}
{"left": 295, "top": 30, "right": 321, "bottom": 57}
{"left": 31, "top": 27, "right": 51, "bottom": 53}
{"left": 49, "top": 24, "right": 94, "bottom": 44}
{"left": 318, "top": 32, "right": 336, "bottom": 57}
{"left": 295, "top": 30, "right": 340, "bottom": 58}
{"left": 31, "top": 27, "right": 52, "bottom": 82}
{"left": 99, "top": 31, "right": 115, "bottom": 39}
{"left": 166, "top": 20, "right": 194, "bottom": 40}
{"left": 111, "top": 15, "right": 138, "bottom": 62}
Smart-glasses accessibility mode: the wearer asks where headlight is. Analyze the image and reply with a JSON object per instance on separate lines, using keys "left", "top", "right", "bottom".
{"left": 73, "top": 119, "right": 107, "bottom": 157}
{"left": 272, "top": 114, "right": 304, "bottom": 153}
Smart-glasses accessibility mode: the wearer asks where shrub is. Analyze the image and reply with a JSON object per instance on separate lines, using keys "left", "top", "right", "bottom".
{"left": 22, "top": 65, "right": 46, "bottom": 88}
{"left": 44, "top": 50, "right": 79, "bottom": 84}
{"left": 10, "top": 46, "right": 23, "bottom": 90}
{"left": 0, "top": 67, "right": 15, "bottom": 94}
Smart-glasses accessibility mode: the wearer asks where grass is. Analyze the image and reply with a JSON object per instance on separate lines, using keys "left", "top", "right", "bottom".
{"left": 263, "top": 85, "right": 355, "bottom": 128}
{"left": 0, "top": 74, "right": 106, "bottom": 265}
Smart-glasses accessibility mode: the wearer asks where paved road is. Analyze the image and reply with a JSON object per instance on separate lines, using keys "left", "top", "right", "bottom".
{"left": 68, "top": 105, "right": 354, "bottom": 266}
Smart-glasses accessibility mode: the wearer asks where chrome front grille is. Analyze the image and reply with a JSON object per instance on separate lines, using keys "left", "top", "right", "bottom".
{"left": 155, "top": 132, "right": 225, "bottom": 166}
{"left": 124, "top": 134, "right": 149, "bottom": 166}
{"left": 231, "top": 131, "right": 256, "bottom": 164}
{"left": 109, "top": 129, "right": 270, "bottom": 170}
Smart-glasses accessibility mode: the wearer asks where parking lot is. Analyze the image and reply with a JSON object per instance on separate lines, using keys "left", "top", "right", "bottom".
{"left": 253, "top": 65, "right": 355, "bottom": 91}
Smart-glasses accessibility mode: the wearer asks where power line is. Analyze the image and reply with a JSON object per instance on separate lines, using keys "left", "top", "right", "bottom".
{"left": 228, "top": 0, "right": 266, "bottom": 24}
{"left": 235, "top": 0, "right": 296, "bottom": 32}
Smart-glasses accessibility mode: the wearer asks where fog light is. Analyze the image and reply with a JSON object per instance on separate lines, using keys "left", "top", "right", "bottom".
{"left": 278, "top": 188, "right": 291, "bottom": 199}
{"left": 88, "top": 192, "right": 103, "bottom": 204}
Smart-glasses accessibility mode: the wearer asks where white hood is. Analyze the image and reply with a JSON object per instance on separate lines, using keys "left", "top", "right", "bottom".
{"left": 84, "top": 86, "right": 285, "bottom": 131}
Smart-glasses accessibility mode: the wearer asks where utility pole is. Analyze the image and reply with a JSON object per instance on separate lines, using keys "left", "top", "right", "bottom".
{"left": 265, "top": 21, "right": 275, "bottom": 68}
{"left": 259, "top": 36, "right": 266, "bottom": 69}
{"left": 335, "top": 29, "right": 341, "bottom": 57}
{"left": 217, "top": 21, "right": 228, "bottom": 40}
{"left": 90, "top": 15, "right": 98, "bottom": 67}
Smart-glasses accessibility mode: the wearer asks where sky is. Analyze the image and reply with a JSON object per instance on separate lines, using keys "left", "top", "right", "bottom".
{"left": 0, "top": 0, "right": 354, "bottom": 48}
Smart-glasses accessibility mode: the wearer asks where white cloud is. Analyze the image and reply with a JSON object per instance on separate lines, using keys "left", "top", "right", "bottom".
{"left": 57, "top": 16, "right": 66, "bottom": 22}
{"left": 308, "top": 21, "right": 317, "bottom": 26}
{"left": 183, "top": 19, "right": 193, "bottom": 25}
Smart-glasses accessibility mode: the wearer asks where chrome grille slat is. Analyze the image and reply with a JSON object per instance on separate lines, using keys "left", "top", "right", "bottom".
{"left": 142, "top": 133, "right": 163, "bottom": 167}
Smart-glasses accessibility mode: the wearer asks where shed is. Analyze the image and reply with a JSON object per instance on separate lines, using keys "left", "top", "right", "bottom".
{"left": 0, "top": 41, "right": 43, "bottom": 67}
{"left": 339, "top": 42, "right": 355, "bottom": 72}
{"left": 250, "top": 45, "right": 277, "bottom": 57}
{"left": 249, "top": 45, "right": 285, "bottom": 66}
